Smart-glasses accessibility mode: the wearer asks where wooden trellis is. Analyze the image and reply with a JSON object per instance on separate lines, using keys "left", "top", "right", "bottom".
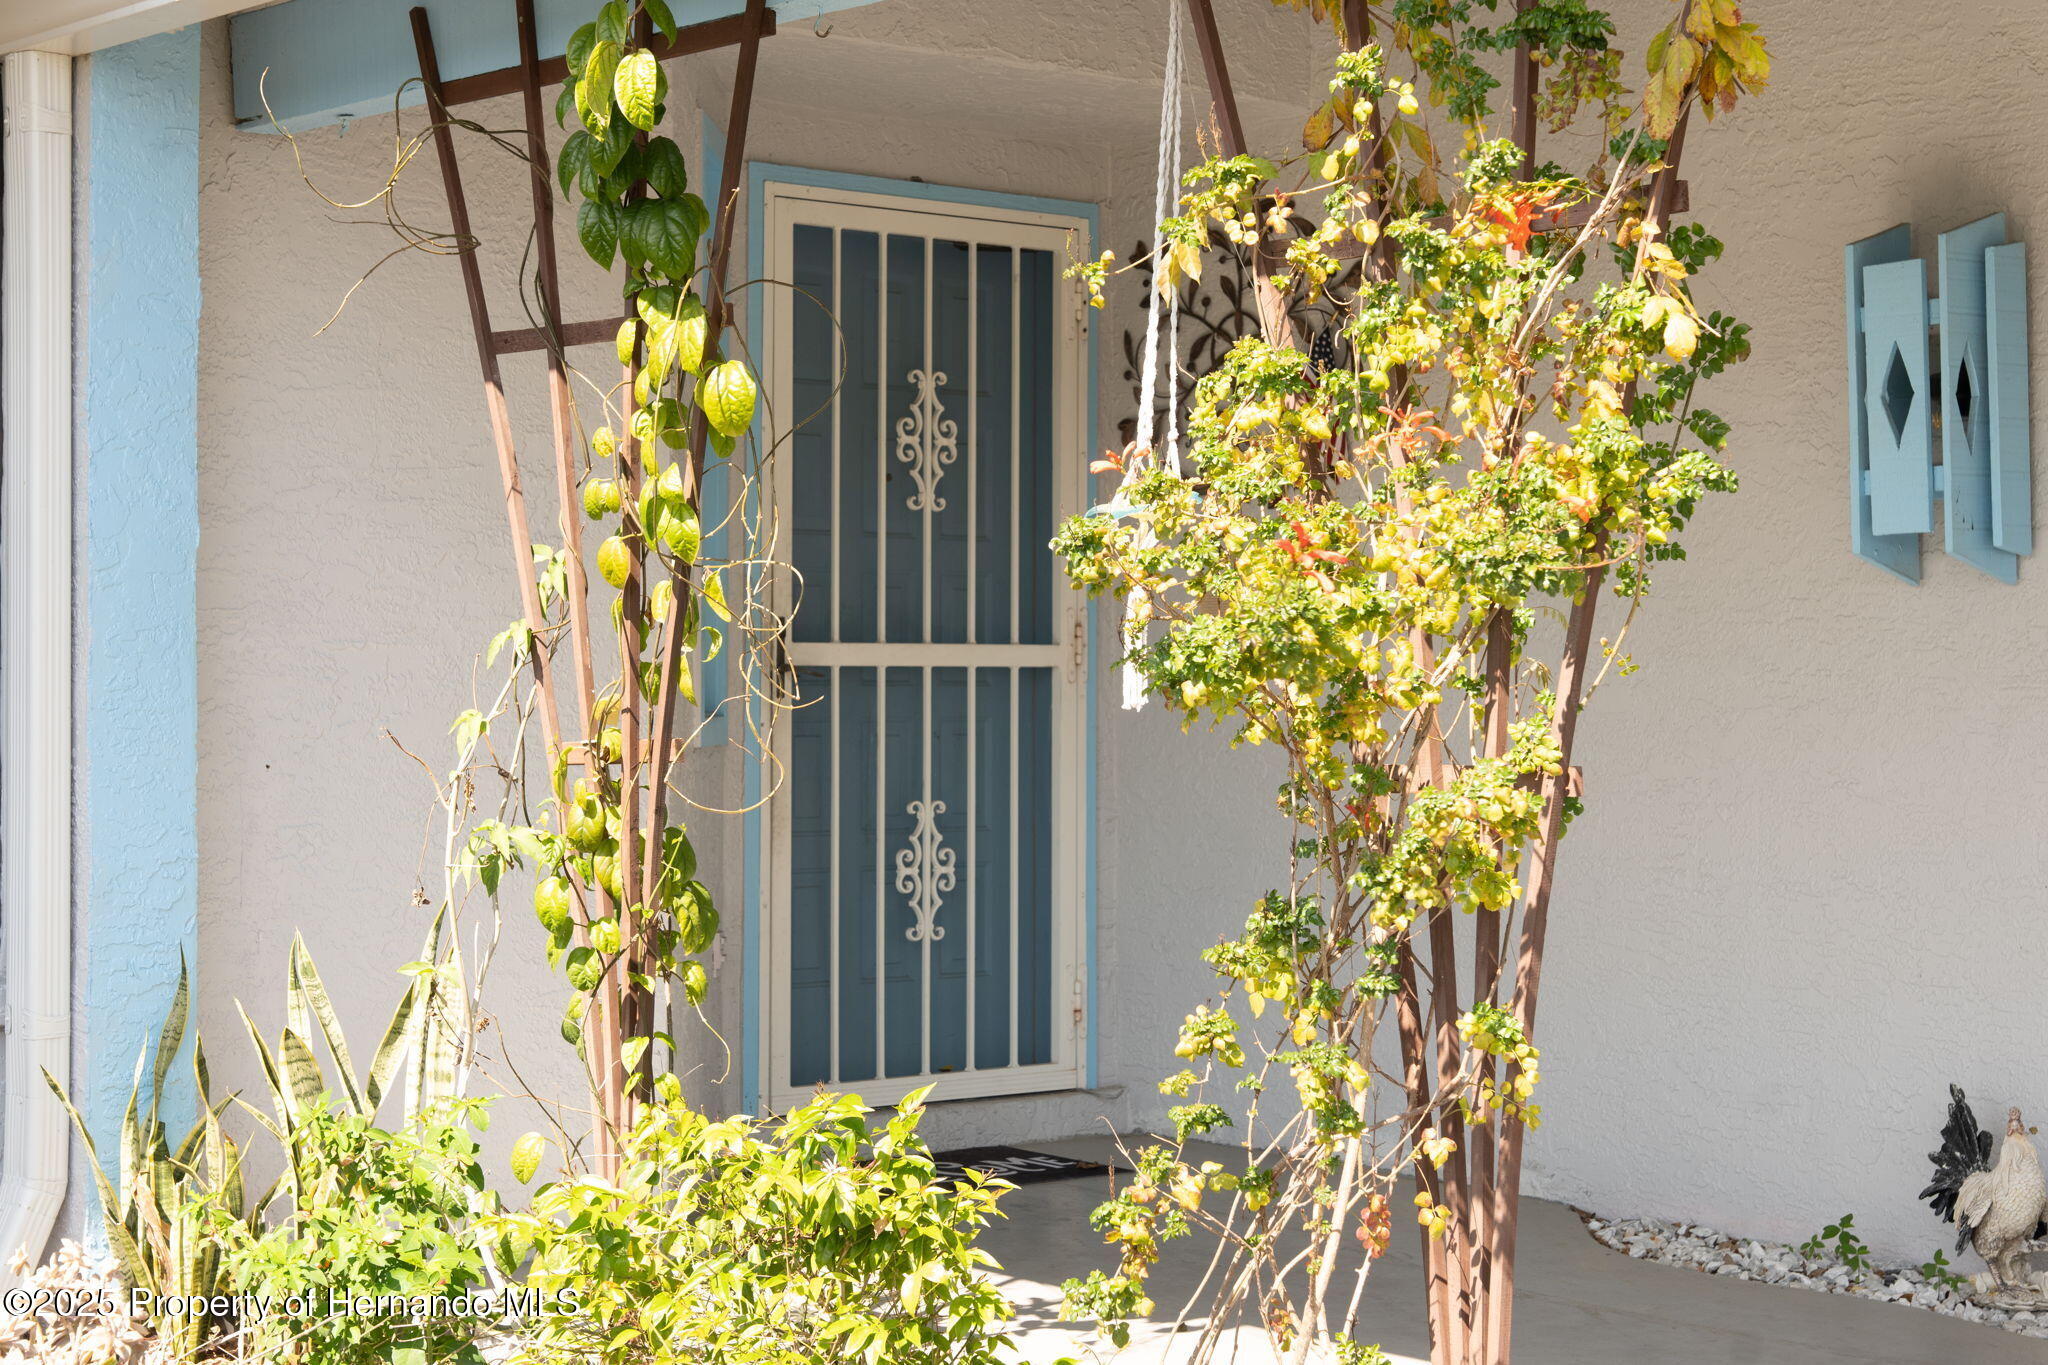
{"left": 409, "top": 0, "right": 771, "bottom": 1164}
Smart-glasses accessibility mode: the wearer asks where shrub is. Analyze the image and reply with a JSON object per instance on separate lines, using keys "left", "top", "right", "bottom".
{"left": 217, "top": 1099, "right": 501, "bottom": 1364}
{"left": 493, "top": 1083, "right": 1017, "bottom": 1364}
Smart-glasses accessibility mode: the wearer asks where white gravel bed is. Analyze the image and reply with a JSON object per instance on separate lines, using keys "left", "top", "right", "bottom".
{"left": 1582, "top": 1214, "right": 2048, "bottom": 1340}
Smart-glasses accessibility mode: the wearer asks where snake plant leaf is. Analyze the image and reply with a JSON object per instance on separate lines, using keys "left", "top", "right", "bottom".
{"left": 43, "top": 1068, "right": 149, "bottom": 1288}
{"left": 290, "top": 934, "right": 366, "bottom": 1115}
{"left": 196, "top": 1094, "right": 228, "bottom": 1189}
{"left": 247, "top": 1169, "right": 284, "bottom": 1230}
{"left": 236, "top": 999, "right": 291, "bottom": 1132}
{"left": 424, "top": 989, "right": 460, "bottom": 1110}
{"left": 215, "top": 1129, "right": 245, "bottom": 1220}
{"left": 191, "top": 1032, "right": 210, "bottom": 1104}
{"left": 149, "top": 953, "right": 190, "bottom": 1128}
{"left": 148, "top": 1154, "right": 178, "bottom": 1237}
{"left": 278, "top": 1027, "right": 326, "bottom": 1120}
{"left": 171, "top": 1111, "right": 206, "bottom": 1170}
{"left": 402, "top": 910, "right": 463, "bottom": 1117}
{"left": 120, "top": 1047, "right": 147, "bottom": 1215}
{"left": 366, "top": 973, "right": 421, "bottom": 1112}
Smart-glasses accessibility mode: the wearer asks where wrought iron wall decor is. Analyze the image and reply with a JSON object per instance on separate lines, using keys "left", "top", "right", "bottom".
{"left": 1118, "top": 226, "right": 1352, "bottom": 445}
{"left": 1847, "top": 215, "right": 2032, "bottom": 583}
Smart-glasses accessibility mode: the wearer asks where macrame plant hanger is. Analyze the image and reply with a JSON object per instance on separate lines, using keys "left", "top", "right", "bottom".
{"left": 1117, "top": 0, "right": 1189, "bottom": 711}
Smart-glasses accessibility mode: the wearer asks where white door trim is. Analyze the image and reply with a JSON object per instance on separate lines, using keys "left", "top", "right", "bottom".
{"left": 1, "top": 48, "right": 74, "bottom": 1282}
{"left": 757, "top": 180, "right": 1090, "bottom": 1113}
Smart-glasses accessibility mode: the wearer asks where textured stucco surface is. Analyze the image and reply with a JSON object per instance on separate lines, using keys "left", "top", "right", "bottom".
{"left": 68, "top": 25, "right": 203, "bottom": 1242}
{"left": 184, "top": 0, "right": 2048, "bottom": 1272}
{"left": 1513, "top": 0, "right": 2048, "bottom": 1267}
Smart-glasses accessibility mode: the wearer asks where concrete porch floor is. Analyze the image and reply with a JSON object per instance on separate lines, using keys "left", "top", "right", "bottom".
{"left": 979, "top": 1137, "right": 2043, "bottom": 1365}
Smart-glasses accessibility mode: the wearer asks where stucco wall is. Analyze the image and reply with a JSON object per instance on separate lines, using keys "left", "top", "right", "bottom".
{"left": 1512, "top": 0, "right": 2048, "bottom": 1267}
{"left": 187, "top": 0, "right": 2048, "bottom": 1271}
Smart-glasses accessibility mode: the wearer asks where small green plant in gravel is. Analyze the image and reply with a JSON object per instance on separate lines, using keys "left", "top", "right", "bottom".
{"left": 1799, "top": 1214, "right": 1872, "bottom": 1276}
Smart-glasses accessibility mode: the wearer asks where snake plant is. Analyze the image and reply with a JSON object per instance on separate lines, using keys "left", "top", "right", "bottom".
{"left": 43, "top": 955, "right": 252, "bottom": 1360}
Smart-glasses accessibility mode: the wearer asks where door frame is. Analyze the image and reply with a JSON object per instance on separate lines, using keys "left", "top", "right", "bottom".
{"left": 740, "top": 163, "right": 1100, "bottom": 1113}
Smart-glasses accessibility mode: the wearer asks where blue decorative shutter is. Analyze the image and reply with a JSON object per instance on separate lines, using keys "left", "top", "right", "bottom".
{"left": 1846, "top": 226, "right": 1922, "bottom": 579}
{"left": 1937, "top": 214, "right": 2017, "bottom": 582}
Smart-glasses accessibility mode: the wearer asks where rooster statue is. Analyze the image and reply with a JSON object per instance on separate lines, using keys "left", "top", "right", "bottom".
{"left": 1921, "top": 1085, "right": 2048, "bottom": 1304}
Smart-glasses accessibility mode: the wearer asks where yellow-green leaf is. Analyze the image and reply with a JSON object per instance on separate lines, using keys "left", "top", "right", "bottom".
{"left": 613, "top": 50, "right": 662, "bottom": 132}
{"left": 701, "top": 360, "right": 757, "bottom": 437}
{"left": 1662, "top": 310, "right": 1699, "bottom": 361}
{"left": 675, "top": 296, "right": 707, "bottom": 375}
{"left": 578, "top": 41, "right": 621, "bottom": 134}
{"left": 701, "top": 567, "right": 732, "bottom": 623}
{"left": 510, "top": 1131, "right": 546, "bottom": 1184}
{"left": 598, "top": 535, "right": 631, "bottom": 589}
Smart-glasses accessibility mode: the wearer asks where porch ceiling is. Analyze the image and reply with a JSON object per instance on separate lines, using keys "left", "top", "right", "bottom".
{"left": 234, "top": 0, "right": 1324, "bottom": 154}
{"left": 688, "top": 0, "right": 1325, "bottom": 164}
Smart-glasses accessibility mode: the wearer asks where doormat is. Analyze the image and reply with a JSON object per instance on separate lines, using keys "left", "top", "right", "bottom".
{"left": 929, "top": 1146, "right": 1123, "bottom": 1188}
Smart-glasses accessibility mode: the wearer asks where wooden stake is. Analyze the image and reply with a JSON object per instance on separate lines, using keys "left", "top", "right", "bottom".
{"left": 639, "top": 0, "right": 769, "bottom": 986}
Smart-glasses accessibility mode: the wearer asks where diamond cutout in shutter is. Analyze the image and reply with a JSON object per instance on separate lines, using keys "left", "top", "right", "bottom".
{"left": 1882, "top": 342, "right": 1915, "bottom": 444}
{"left": 1956, "top": 353, "right": 1977, "bottom": 436}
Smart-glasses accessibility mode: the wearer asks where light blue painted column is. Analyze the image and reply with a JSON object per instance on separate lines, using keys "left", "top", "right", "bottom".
{"left": 78, "top": 26, "right": 202, "bottom": 1174}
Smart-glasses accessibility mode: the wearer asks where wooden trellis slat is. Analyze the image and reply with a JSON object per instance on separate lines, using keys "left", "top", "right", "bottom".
{"left": 436, "top": 9, "right": 777, "bottom": 109}
{"left": 410, "top": 4, "right": 564, "bottom": 765}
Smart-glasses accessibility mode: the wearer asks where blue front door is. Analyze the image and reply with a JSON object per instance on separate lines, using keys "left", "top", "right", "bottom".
{"left": 765, "top": 184, "right": 1087, "bottom": 1109}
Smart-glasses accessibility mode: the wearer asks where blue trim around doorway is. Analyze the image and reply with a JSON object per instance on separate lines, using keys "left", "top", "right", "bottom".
{"left": 735, "top": 158, "right": 1100, "bottom": 1111}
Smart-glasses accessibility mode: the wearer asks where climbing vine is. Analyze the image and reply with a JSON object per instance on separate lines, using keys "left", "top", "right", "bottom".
{"left": 1060, "top": 4, "right": 1765, "bottom": 1364}
{"left": 503, "top": 0, "right": 762, "bottom": 1155}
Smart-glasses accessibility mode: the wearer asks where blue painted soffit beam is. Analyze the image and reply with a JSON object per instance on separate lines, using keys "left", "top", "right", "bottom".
{"left": 230, "top": 0, "right": 882, "bottom": 132}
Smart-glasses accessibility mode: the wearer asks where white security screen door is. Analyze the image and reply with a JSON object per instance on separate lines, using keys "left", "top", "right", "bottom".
{"left": 763, "top": 182, "right": 1089, "bottom": 1111}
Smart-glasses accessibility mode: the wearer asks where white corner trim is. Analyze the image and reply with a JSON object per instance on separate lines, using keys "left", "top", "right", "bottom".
{"left": 1, "top": 47, "right": 75, "bottom": 1284}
